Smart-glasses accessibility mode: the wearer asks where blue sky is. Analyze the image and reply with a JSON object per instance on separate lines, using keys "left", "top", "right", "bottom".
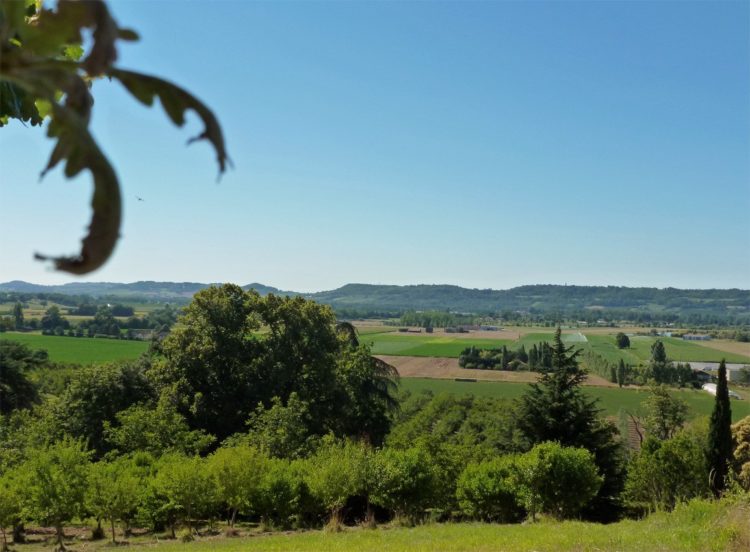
{"left": 1, "top": 0, "right": 748, "bottom": 291}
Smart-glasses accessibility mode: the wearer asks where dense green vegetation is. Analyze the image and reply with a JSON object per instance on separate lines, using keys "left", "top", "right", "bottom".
{"left": 2, "top": 286, "right": 750, "bottom": 552}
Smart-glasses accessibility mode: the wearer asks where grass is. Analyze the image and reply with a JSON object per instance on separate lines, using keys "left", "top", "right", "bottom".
{"left": 364, "top": 333, "right": 514, "bottom": 357}
{"left": 20, "top": 497, "right": 749, "bottom": 552}
{"left": 399, "top": 377, "right": 750, "bottom": 422}
{"left": 0, "top": 331, "right": 149, "bottom": 364}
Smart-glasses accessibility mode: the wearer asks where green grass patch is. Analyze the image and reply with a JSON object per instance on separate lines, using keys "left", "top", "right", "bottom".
{"left": 364, "top": 333, "right": 513, "bottom": 357}
{"left": 0, "top": 332, "right": 149, "bottom": 364}
{"left": 399, "top": 378, "right": 750, "bottom": 422}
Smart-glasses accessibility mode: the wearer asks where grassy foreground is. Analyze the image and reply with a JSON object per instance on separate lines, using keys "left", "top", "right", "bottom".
{"left": 23, "top": 497, "right": 746, "bottom": 552}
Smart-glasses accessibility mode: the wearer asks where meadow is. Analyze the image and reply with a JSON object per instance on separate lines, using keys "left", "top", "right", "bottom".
{"left": 399, "top": 377, "right": 750, "bottom": 422}
{"left": 0, "top": 332, "right": 149, "bottom": 364}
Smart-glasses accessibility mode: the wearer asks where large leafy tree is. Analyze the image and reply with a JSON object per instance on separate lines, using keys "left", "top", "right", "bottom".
{"left": 150, "top": 284, "right": 399, "bottom": 444}
{"left": 149, "top": 284, "right": 265, "bottom": 441}
{"left": 51, "top": 360, "right": 154, "bottom": 455}
{"left": 0, "top": 0, "right": 228, "bottom": 274}
{"left": 0, "top": 340, "right": 43, "bottom": 414}
{"left": 707, "top": 359, "right": 733, "bottom": 496}
{"left": 516, "top": 328, "right": 625, "bottom": 521}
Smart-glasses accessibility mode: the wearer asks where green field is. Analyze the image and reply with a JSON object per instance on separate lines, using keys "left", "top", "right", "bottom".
{"left": 0, "top": 332, "right": 149, "bottom": 364}
{"left": 364, "top": 333, "right": 514, "bottom": 357}
{"left": 18, "top": 498, "right": 745, "bottom": 552}
{"left": 399, "top": 377, "right": 750, "bottom": 422}
{"left": 365, "top": 330, "right": 750, "bottom": 365}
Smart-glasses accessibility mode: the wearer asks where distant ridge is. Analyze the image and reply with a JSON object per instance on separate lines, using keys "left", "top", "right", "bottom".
{"left": 0, "top": 280, "right": 289, "bottom": 300}
{"left": 1, "top": 280, "right": 748, "bottom": 321}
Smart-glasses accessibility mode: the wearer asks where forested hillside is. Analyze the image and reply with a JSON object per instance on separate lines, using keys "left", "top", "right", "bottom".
{"left": 3, "top": 281, "right": 747, "bottom": 324}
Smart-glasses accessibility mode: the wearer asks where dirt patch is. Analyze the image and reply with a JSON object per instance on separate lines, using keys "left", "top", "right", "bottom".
{"left": 378, "top": 355, "right": 618, "bottom": 387}
{"left": 691, "top": 339, "right": 750, "bottom": 359}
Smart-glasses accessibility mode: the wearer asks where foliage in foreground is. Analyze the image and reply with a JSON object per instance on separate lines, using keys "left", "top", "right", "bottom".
{"left": 0, "top": 0, "right": 228, "bottom": 274}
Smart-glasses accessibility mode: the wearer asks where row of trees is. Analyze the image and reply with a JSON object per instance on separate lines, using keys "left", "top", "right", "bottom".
{"left": 458, "top": 342, "right": 556, "bottom": 372}
{"left": 2, "top": 303, "right": 179, "bottom": 339}
{"left": 398, "top": 310, "right": 476, "bottom": 329}
{"left": 0, "top": 436, "right": 607, "bottom": 551}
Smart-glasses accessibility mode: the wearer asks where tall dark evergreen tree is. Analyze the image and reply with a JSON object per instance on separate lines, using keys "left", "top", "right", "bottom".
{"left": 617, "top": 359, "right": 626, "bottom": 388}
{"left": 516, "top": 328, "right": 625, "bottom": 520}
{"left": 707, "top": 359, "right": 733, "bottom": 496}
{"left": 651, "top": 340, "right": 667, "bottom": 363}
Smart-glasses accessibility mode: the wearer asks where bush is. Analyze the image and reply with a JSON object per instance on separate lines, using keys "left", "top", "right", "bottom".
{"left": 253, "top": 458, "right": 312, "bottom": 529}
{"left": 456, "top": 456, "right": 524, "bottom": 522}
{"left": 370, "top": 446, "right": 436, "bottom": 523}
{"left": 513, "top": 442, "right": 602, "bottom": 520}
{"left": 306, "top": 437, "right": 371, "bottom": 529}
{"left": 624, "top": 430, "right": 709, "bottom": 513}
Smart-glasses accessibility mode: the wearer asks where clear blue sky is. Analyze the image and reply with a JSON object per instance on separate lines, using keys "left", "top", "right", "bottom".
{"left": 1, "top": 0, "right": 748, "bottom": 291}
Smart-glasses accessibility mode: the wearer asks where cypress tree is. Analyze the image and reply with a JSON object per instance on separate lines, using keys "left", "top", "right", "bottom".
{"left": 707, "top": 359, "right": 733, "bottom": 496}
{"left": 617, "top": 359, "right": 626, "bottom": 388}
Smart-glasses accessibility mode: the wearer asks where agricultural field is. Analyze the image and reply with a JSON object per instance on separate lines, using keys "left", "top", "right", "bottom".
{"left": 399, "top": 377, "right": 750, "bottom": 422}
{"left": 378, "top": 355, "right": 616, "bottom": 387}
{"left": 0, "top": 332, "right": 149, "bottom": 364}
{"left": 364, "top": 329, "right": 750, "bottom": 365}
{"left": 362, "top": 333, "right": 515, "bottom": 357}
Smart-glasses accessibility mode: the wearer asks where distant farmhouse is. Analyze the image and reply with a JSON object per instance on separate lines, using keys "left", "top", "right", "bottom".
{"left": 683, "top": 334, "right": 712, "bottom": 341}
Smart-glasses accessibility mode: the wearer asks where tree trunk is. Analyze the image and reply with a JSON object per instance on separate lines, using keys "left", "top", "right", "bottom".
{"left": 1, "top": 526, "right": 8, "bottom": 552}
{"left": 12, "top": 523, "right": 25, "bottom": 544}
{"left": 111, "top": 517, "right": 117, "bottom": 544}
{"left": 364, "top": 501, "right": 376, "bottom": 528}
{"left": 230, "top": 507, "right": 237, "bottom": 527}
{"left": 55, "top": 524, "right": 66, "bottom": 552}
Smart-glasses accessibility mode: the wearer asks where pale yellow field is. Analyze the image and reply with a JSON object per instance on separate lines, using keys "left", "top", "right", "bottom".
{"left": 691, "top": 339, "right": 750, "bottom": 358}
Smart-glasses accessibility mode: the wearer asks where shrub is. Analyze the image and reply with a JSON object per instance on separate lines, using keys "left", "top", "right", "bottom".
{"left": 207, "top": 445, "right": 267, "bottom": 527}
{"left": 253, "top": 458, "right": 311, "bottom": 529}
{"left": 513, "top": 442, "right": 602, "bottom": 520}
{"left": 306, "top": 437, "right": 371, "bottom": 529}
{"left": 624, "top": 430, "right": 709, "bottom": 513}
{"left": 456, "top": 456, "right": 524, "bottom": 522}
{"left": 370, "top": 446, "right": 436, "bottom": 523}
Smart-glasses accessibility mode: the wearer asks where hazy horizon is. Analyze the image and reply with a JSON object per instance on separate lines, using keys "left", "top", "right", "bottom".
{"left": 1, "top": 278, "right": 748, "bottom": 295}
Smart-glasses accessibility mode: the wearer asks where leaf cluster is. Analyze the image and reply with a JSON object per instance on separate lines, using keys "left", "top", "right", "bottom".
{"left": 0, "top": 0, "right": 228, "bottom": 273}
